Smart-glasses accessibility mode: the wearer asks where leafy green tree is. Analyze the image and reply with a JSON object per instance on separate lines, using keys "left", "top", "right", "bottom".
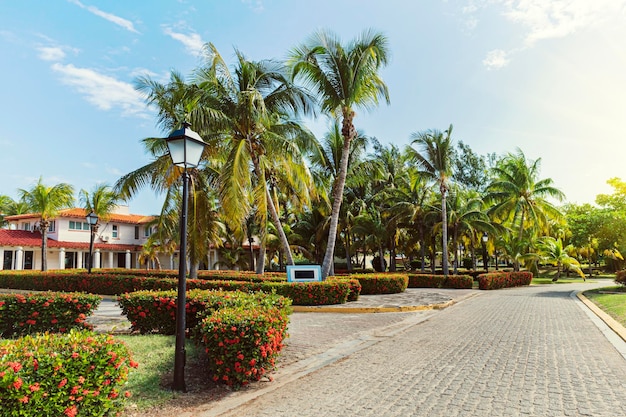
{"left": 534, "top": 236, "right": 585, "bottom": 281}
{"left": 289, "top": 29, "right": 390, "bottom": 278}
{"left": 407, "top": 125, "right": 455, "bottom": 276}
{"left": 486, "top": 148, "right": 565, "bottom": 241}
{"left": 18, "top": 177, "right": 74, "bottom": 271}
{"left": 196, "top": 43, "right": 316, "bottom": 270}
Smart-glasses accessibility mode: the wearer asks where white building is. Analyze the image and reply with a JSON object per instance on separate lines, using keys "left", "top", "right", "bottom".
{"left": 0, "top": 206, "right": 155, "bottom": 271}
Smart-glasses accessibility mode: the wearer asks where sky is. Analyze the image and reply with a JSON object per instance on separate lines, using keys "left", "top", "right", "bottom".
{"left": 1, "top": 0, "right": 626, "bottom": 215}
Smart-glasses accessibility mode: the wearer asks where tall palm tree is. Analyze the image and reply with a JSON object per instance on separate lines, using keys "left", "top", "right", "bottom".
{"left": 79, "top": 184, "right": 120, "bottom": 272}
{"left": 18, "top": 177, "right": 74, "bottom": 271}
{"left": 407, "top": 125, "right": 455, "bottom": 276}
{"left": 486, "top": 148, "right": 565, "bottom": 241}
{"left": 289, "top": 29, "right": 390, "bottom": 278}
{"left": 196, "top": 44, "right": 316, "bottom": 269}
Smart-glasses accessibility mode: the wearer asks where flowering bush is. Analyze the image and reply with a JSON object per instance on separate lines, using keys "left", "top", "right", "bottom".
{"left": 118, "top": 289, "right": 291, "bottom": 335}
{"left": 326, "top": 277, "right": 362, "bottom": 301}
{"left": 0, "top": 292, "right": 101, "bottom": 338}
{"left": 198, "top": 306, "right": 290, "bottom": 389}
{"left": 478, "top": 271, "right": 533, "bottom": 290}
{"left": 0, "top": 271, "right": 350, "bottom": 305}
{"left": 346, "top": 273, "right": 408, "bottom": 294}
{"left": 407, "top": 274, "right": 473, "bottom": 289}
{"left": 0, "top": 329, "right": 138, "bottom": 416}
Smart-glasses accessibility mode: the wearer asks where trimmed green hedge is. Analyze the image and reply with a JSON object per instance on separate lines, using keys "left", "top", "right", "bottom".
{"left": 0, "top": 292, "right": 101, "bottom": 338}
{"left": 478, "top": 271, "right": 533, "bottom": 290}
{"left": 407, "top": 274, "right": 473, "bottom": 289}
{"left": 0, "top": 330, "right": 137, "bottom": 416}
{"left": 0, "top": 271, "right": 351, "bottom": 306}
{"left": 342, "top": 273, "right": 408, "bottom": 294}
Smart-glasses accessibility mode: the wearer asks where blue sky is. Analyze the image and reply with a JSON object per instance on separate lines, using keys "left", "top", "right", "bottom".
{"left": 1, "top": 0, "right": 625, "bottom": 215}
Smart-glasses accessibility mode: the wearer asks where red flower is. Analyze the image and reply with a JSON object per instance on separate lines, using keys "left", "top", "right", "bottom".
{"left": 12, "top": 378, "right": 23, "bottom": 390}
{"left": 63, "top": 405, "right": 78, "bottom": 417}
{"left": 58, "top": 378, "right": 68, "bottom": 388}
{"left": 19, "top": 396, "right": 29, "bottom": 404}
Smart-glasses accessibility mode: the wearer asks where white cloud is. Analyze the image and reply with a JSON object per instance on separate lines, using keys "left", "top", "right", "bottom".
{"left": 241, "top": 0, "right": 264, "bottom": 13}
{"left": 68, "top": 0, "right": 140, "bottom": 34}
{"left": 483, "top": 49, "right": 509, "bottom": 70}
{"left": 162, "top": 26, "right": 205, "bottom": 56}
{"left": 37, "top": 46, "right": 66, "bottom": 62}
{"left": 50, "top": 63, "right": 146, "bottom": 117}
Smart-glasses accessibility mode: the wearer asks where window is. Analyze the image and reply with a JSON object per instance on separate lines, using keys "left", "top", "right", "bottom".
{"left": 134, "top": 226, "right": 139, "bottom": 240}
{"left": 112, "top": 225, "right": 118, "bottom": 238}
{"left": 22, "top": 223, "right": 30, "bottom": 231}
{"left": 69, "top": 221, "right": 89, "bottom": 231}
{"left": 144, "top": 226, "right": 152, "bottom": 237}
{"left": 48, "top": 221, "right": 55, "bottom": 232}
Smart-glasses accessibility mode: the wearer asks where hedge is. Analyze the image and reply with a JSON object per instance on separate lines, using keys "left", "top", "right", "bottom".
{"left": 117, "top": 290, "right": 291, "bottom": 335}
{"left": 478, "top": 271, "right": 533, "bottom": 290}
{"left": 615, "top": 270, "right": 626, "bottom": 286}
{"left": 407, "top": 274, "right": 473, "bottom": 289}
{"left": 0, "top": 329, "right": 137, "bottom": 416}
{"left": 0, "top": 272, "right": 351, "bottom": 306}
{"left": 0, "top": 292, "right": 101, "bottom": 338}
{"left": 342, "top": 273, "right": 408, "bottom": 295}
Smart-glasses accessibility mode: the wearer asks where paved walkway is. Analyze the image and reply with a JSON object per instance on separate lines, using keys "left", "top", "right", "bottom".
{"left": 177, "top": 281, "right": 626, "bottom": 417}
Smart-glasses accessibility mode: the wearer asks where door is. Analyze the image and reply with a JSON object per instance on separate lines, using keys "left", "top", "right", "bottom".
{"left": 23, "top": 251, "right": 33, "bottom": 270}
{"left": 3, "top": 251, "right": 13, "bottom": 270}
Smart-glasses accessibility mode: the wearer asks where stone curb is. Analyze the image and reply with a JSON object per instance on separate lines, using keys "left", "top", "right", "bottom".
{"left": 292, "top": 298, "right": 458, "bottom": 314}
{"left": 577, "top": 291, "right": 626, "bottom": 343}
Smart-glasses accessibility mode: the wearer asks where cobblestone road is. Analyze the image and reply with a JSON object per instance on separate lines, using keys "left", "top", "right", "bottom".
{"left": 205, "top": 284, "right": 626, "bottom": 417}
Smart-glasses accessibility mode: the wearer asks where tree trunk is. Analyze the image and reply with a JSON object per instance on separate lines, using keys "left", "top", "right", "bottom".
{"left": 345, "top": 232, "right": 352, "bottom": 273}
{"left": 40, "top": 219, "right": 49, "bottom": 271}
{"left": 255, "top": 239, "right": 266, "bottom": 275}
{"left": 321, "top": 110, "right": 356, "bottom": 279}
{"left": 420, "top": 230, "right": 426, "bottom": 273}
{"left": 440, "top": 184, "right": 449, "bottom": 276}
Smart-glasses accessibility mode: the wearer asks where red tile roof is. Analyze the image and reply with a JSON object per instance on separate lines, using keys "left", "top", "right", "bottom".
{"left": 4, "top": 208, "right": 155, "bottom": 225}
{"left": 0, "top": 229, "right": 142, "bottom": 251}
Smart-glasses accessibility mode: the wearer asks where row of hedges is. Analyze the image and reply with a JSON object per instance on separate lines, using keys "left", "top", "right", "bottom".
{"left": 407, "top": 274, "right": 473, "bottom": 289}
{"left": 0, "top": 272, "right": 352, "bottom": 306}
{"left": 344, "top": 273, "right": 408, "bottom": 294}
{"left": 0, "top": 292, "right": 101, "bottom": 338}
{"left": 89, "top": 269, "right": 287, "bottom": 282}
{"left": 0, "top": 329, "right": 138, "bottom": 416}
{"left": 477, "top": 271, "right": 533, "bottom": 290}
{"left": 118, "top": 289, "right": 290, "bottom": 387}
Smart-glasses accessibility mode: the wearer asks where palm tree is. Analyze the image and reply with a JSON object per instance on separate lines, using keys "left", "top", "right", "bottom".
{"left": 289, "top": 29, "right": 390, "bottom": 278}
{"left": 535, "top": 237, "right": 585, "bottom": 281}
{"left": 486, "top": 148, "right": 565, "bottom": 241}
{"left": 18, "top": 177, "right": 74, "bottom": 271}
{"left": 196, "top": 44, "right": 316, "bottom": 270}
{"left": 79, "top": 184, "right": 120, "bottom": 272}
{"left": 407, "top": 125, "right": 455, "bottom": 276}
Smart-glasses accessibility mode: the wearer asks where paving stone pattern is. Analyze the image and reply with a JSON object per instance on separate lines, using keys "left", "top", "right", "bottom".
{"left": 217, "top": 285, "right": 626, "bottom": 417}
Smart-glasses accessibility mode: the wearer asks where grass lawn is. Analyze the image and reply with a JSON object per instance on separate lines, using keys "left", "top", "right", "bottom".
{"left": 583, "top": 286, "right": 626, "bottom": 328}
{"left": 116, "top": 335, "right": 226, "bottom": 416}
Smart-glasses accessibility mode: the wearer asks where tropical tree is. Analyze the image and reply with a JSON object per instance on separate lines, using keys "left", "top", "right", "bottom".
{"left": 79, "top": 184, "right": 120, "bottom": 271}
{"left": 407, "top": 125, "right": 455, "bottom": 276}
{"left": 18, "top": 177, "right": 74, "bottom": 271}
{"left": 196, "top": 43, "right": 316, "bottom": 270}
{"left": 535, "top": 236, "right": 585, "bottom": 281}
{"left": 486, "top": 148, "right": 565, "bottom": 241}
{"left": 289, "top": 29, "right": 390, "bottom": 278}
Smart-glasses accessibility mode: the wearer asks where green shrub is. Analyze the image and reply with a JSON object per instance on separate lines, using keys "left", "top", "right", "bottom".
{"left": 615, "top": 270, "right": 626, "bottom": 286}
{"left": 0, "top": 329, "right": 138, "bottom": 416}
{"left": 198, "top": 306, "right": 289, "bottom": 389}
{"left": 0, "top": 271, "right": 348, "bottom": 306}
{"left": 408, "top": 274, "right": 444, "bottom": 288}
{"left": 118, "top": 290, "right": 291, "bottom": 335}
{"left": 326, "top": 277, "right": 362, "bottom": 301}
{"left": 348, "top": 273, "right": 408, "bottom": 294}
{"left": 478, "top": 271, "right": 533, "bottom": 290}
{"left": 0, "top": 292, "right": 101, "bottom": 338}
{"left": 407, "top": 274, "right": 472, "bottom": 289}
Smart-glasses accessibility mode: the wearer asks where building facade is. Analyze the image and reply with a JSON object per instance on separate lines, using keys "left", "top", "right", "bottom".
{"left": 0, "top": 206, "right": 156, "bottom": 271}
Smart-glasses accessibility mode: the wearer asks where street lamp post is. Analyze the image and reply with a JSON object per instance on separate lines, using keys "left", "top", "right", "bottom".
{"left": 482, "top": 232, "right": 489, "bottom": 272}
{"left": 165, "top": 121, "right": 206, "bottom": 392}
{"left": 86, "top": 211, "right": 99, "bottom": 274}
